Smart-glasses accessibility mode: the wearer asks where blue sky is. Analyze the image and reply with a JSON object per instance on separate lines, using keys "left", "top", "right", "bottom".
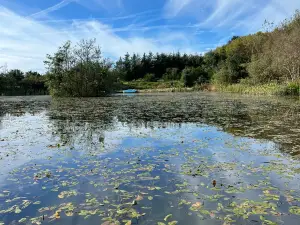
{"left": 1, "top": 0, "right": 300, "bottom": 72}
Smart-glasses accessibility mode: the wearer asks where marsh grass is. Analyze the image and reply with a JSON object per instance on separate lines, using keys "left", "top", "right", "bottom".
{"left": 121, "top": 80, "right": 300, "bottom": 96}
{"left": 216, "top": 82, "right": 300, "bottom": 96}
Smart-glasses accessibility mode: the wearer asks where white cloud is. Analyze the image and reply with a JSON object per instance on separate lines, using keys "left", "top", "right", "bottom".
{"left": 239, "top": 0, "right": 300, "bottom": 33}
{"left": 0, "top": 7, "right": 196, "bottom": 72}
{"left": 164, "top": 0, "right": 194, "bottom": 17}
{"left": 77, "top": 0, "right": 124, "bottom": 13}
{"left": 200, "top": 0, "right": 245, "bottom": 27}
{"left": 28, "top": 0, "right": 76, "bottom": 19}
{"left": 164, "top": 0, "right": 300, "bottom": 33}
{"left": 93, "top": 0, "right": 123, "bottom": 10}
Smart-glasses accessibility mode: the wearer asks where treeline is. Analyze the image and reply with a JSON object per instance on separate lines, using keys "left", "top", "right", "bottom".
{"left": 114, "top": 11, "right": 300, "bottom": 94}
{"left": 0, "top": 69, "right": 47, "bottom": 96}
{"left": 1, "top": 11, "right": 299, "bottom": 97}
{"left": 114, "top": 52, "right": 210, "bottom": 86}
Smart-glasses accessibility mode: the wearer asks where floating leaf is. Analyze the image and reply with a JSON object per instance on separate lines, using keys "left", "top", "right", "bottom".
{"left": 19, "top": 218, "right": 27, "bottom": 223}
{"left": 289, "top": 206, "right": 300, "bottom": 215}
{"left": 65, "top": 211, "right": 74, "bottom": 216}
{"left": 190, "top": 202, "right": 202, "bottom": 211}
{"left": 136, "top": 195, "right": 143, "bottom": 201}
{"left": 164, "top": 214, "right": 172, "bottom": 221}
{"left": 15, "top": 207, "right": 22, "bottom": 214}
{"left": 58, "top": 190, "right": 77, "bottom": 199}
{"left": 55, "top": 211, "right": 61, "bottom": 219}
{"left": 148, "top": 196, "right": 153, "bottom": 200}
{"left": 168, "top": 221, "right": 178, "bottom": 225}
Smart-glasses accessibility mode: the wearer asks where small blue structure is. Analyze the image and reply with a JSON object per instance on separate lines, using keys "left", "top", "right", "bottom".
{"left": 123, "top": 89, "right": 137, "bottom": 93}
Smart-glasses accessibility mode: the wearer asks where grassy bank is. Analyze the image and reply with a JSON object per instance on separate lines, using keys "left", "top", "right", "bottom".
{"left": 121, "top": 80, "right": 299, "bottom": 96}
{"left": 138, "top": 87, "right": 194, "bottom": 93}
{"left": 122, "top": 80, "right": 184, "bottom": 90}
{"left": 215, "top": 82, "right": 300, "bottom": 96}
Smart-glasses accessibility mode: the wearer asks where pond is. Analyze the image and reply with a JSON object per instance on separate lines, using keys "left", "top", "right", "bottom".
{"left": 0, "top": 93, "right": 300, "bottom": 225}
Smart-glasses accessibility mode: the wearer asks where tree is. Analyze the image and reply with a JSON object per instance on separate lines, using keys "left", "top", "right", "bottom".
{"left": 45, "top": 39, "right": 115, "bottom": 97}
{"left": 181, "top": 67, "right": 208, "bottom": 87}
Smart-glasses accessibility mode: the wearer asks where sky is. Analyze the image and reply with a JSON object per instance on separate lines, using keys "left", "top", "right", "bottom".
{"left": 1, "top": 0, "right": 300, "bottom": 72}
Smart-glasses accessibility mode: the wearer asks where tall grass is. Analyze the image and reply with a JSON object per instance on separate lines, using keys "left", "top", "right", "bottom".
{"left": 216, "top": 82, "right": 299, "bottom": 96}
{"left": 122, "top": 80, "right": 299, "bottom": 96}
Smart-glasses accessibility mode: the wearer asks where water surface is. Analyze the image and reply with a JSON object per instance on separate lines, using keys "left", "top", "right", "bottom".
{"left": 1, "top": 93, "right": 300, "bottom": 225}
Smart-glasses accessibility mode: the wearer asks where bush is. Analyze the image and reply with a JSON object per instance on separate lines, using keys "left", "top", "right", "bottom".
{"left": 162, "top": 68, "right": 180, "bottom": 81}
{"left": 212, "top": 65, "right": 231, "bottom": 84}
{"left": 143, "top": 73, "right": 156, "bottom": 82}
{"left": 281, "top": 82, "right": 300, "bottom": 96}
{"left": 181, "top": 68, "right": 195, "bottom": 87}
{"left": 181, "top": 67, "right": 209, "bottom": 87}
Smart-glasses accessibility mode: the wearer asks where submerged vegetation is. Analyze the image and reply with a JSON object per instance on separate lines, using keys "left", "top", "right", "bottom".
{"left": 1, "top": 11, "right": 300, "bottom": 97}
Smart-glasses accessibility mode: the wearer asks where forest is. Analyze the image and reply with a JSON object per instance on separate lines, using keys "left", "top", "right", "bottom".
{"left": 1, "top": 11, "right": 299, "bottom": 96}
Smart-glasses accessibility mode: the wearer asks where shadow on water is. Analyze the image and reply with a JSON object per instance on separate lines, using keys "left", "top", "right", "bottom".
{"left": 0, "top": 93, "right": 300, "bottom": 225}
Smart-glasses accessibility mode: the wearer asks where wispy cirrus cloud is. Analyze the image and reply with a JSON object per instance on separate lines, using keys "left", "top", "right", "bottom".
{"left": 92, "top": 0, "right": 123, "bottom": 10}
{"left": 164, "top": 0, "right": 194, "bottom": 17}
{"left": 164, "top": 0, "right": 300, "bottom": 32}
{"left": 28, "top": 0, "right": 77, "bottom": 19}
{"left": 35, "top": 8, "right": 161, "bottom": 24}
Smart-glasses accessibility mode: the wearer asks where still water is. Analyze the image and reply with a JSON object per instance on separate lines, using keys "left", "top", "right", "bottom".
{"left": 0, "top": 93, "right": 300, "bottom": 225}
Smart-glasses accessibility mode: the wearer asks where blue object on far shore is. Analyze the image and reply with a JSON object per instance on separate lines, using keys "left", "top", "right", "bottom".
{"left": 123, "top": 89, "right": 137, "bottom": 93}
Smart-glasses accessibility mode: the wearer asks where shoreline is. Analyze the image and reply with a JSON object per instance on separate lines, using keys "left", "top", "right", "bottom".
{"left": 121, "top": 83, "right": 299, "bottom": 96}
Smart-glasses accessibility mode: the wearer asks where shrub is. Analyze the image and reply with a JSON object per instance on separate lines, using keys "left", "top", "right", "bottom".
{"left": 162, "top": 68, "right": 180, "bottom": 81}
{"left": 281, "top": 82, "right": 300, "bottom": 96}
{"left": 143, "top": 73, "right": 156, "bottom": 82}
{"left": 181, "top": 67, "right": 209, "bottom": 87}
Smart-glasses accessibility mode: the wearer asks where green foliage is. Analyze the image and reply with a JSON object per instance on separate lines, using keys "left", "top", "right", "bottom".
{"left": 207, "top": 10, "right": 300, "bottom": 90}
{"left": 281, "top": 82, "right": 300, "bottom": 96}
{"left": 115, "top": 52, "right": 204, "bottom": 81}
{"left": 162, "top": 68, "right": 180, "bottom": 81}
{"left": 212, "top": 65, "right": 231, "bottom": 84}
{"left": 143, "top": 73, "right": 156, "bottom": 82}
{"left": 0, "top": 69, "right": 47, "bottom": 96}
{"left": 181, "top": 68, "right": 194, "bottom": 87}
{"left": 246, "top": 54, "right": 279, "bottom": 83}
{"left": 181, "top": 67, "right": 209, "bottom": 87}
{"left": 215, "top": 82, "right": 299, "bottom": 96}
{"left": 244, "top": 11, "right": 300, "bottom": 84}
{"left": 45, "top": 39, "right": 116, "bottom": 97}
{"left": 123, "top": 80, "right": 183, "bottom": 90}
